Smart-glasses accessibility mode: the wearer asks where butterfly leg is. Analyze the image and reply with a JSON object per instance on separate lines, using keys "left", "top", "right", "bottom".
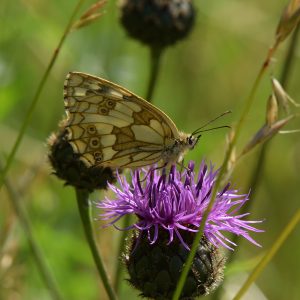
{"left": 154, "top": 162, "right": 168, "bottom": 173}
{"left": 177, "top": 160, "right": 189, "bottom": 172}
{"left": 140, "top": 162, "right": 168, "bottom": 182}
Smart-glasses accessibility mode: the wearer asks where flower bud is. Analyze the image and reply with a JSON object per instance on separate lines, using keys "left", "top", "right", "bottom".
{"left": 241, "top": 115, "right": 294, "bottom": 156}
{"left": 119, "top": 0, "right": 196, "bottom": 48}
{"left": 276, "top": 0, "right": 300, "bottom": 44}
{"left": 72, "top": 0, "right": 107, "bottom": 31}
{"left": 266, "top": 94, "right": 279, "bottom": 126}
{"left": 123, "top": 230, "right": 225, "bottom": 299}
{"left": 47, "top": 125, "right": 116, "bottom": 192}
{"left": 271, "top": 77, "right": 300, "bottom": 114}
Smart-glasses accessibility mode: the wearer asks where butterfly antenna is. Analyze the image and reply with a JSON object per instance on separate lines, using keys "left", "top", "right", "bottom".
{"left": 192, "top": 110, "right": 231, "bottom": 135}
{"left": 195, "top": 125, "right": 231, "bottom": 134}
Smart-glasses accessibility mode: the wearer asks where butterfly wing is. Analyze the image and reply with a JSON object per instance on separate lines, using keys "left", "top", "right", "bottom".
{"left": 64, "top": 72, "right": 180, "bottom": 168}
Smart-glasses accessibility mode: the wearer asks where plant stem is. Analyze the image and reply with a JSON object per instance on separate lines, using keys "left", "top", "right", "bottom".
{"left": 212, "top": 25, "right": 300, "bottom": 300}
{"left": 2, "top": 163, "right": 63, "bottom": 300}
{"left": 145, "top": 47, "right": 163, "bottom": 101}
{"left": 0, "top": 0, "right": 86, "bottom": 190}
{"left": 230, "top": 21, "right": 300, "bottom": 292}
{"left": 75, "top": 188, "right": 117, "bottom": 300}
{"left": 112, "top": 46, "right": 164, "bottom": 294}
{"left": 172, "top": 39, "right": 281, "bottom": 300}
{"left": 280, "top": 24, "right": 300, "bottom": 87}
{"left": 113, "top": 214, "right": 132, "bottom": 294}
{"left": 248, "top": 24, "right": 300, "bottom": 200}
{"left": 233, "top": 23, "right": 300, "bottom": 258}
{"left": 233, "top": 209, "right": 300, "bottom": 300}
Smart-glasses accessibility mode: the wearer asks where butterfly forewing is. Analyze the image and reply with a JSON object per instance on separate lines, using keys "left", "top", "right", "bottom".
{"left": 64, "top": 72, "right": 181, "bottom": 168}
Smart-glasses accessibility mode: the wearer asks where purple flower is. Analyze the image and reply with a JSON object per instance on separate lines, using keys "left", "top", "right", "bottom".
{"left": 97, "top": 161, "right": 263, "bottom": 250}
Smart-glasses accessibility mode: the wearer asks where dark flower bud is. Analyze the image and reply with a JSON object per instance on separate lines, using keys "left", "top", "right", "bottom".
{"left": 119, "top": 0, "right": 196, "bottom": 48}
{"left": 123, "top": 229, "right": 225, "bottom": 299}
{"left": 47, "top": 124, "right": 116, "bottom": 192}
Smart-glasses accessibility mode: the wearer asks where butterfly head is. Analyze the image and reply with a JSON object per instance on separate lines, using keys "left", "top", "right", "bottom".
{"left": 186, "top": 134, "right": 200, "bottom": 150}
{"left": 186, "top": 111, "right": 232, "bottom": 151}
{"left": 169, "top": 132, "right": 200, "bottom": 164}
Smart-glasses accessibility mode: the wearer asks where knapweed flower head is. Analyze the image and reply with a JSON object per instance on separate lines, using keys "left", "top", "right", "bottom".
{"left": 119, "top": 0, "right": 196, "bottom": 48}
{"left": 48, "top": 126, "right": 116, "bottom": 192}
{"left": 98, "top": 161, "right": 263, "bottom": 250}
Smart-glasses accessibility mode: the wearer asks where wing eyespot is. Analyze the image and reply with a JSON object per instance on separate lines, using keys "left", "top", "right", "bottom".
{"left": 105, "top": 100, "right": 115, "bottom": 109}
{"left": 89, "top": 137, "right": 101, "bottom": 148}
{"left": 93, "top": 151, "right": 103, "bottom": 163}
{"left": 87, "top": 125, "right": 97, "bottom": 135}
{"left": 99, "top": 107, "right": 109, "bottom": 115}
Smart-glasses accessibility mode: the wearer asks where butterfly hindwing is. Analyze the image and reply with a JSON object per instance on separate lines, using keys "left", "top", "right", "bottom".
{"left": 64, "top": 72, "right": 181, "bottom": 168}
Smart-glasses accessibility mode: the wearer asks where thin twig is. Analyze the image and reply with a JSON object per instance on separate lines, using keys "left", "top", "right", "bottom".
{"left": 211, "top": 24, "right": 300, "bottom": 300}
{"left": 233, "top": 23, "right": 300, "bottom": 259}
{"left": 113, "top": 214, "right": 132, "bottom": 294}
{"left": 233, "top": 209, "right": 300, "bottom": 300}
{"left": 145, "top": 47, "right": 164, "bottom": 101}
{"left": 249, "top": 24, "right": 300, "bottom": 201}
{"left": 76, "top": 188, "right": 117, "bottom": 300}
{"left": 112, "top": 46, "right": 164, "bottom": 294}
{"left": 1, "top": 161, "right": 63, "bottom": 300}
{"left": 0, "top": 0, "right": 87, "bottom": 190}
{"left": 172, "top": 39, "right": 281, "bottom": 300}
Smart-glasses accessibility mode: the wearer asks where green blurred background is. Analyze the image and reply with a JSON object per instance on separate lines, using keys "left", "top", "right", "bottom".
{"left": 1, "top": 0, "right": 300, "bottom": 299}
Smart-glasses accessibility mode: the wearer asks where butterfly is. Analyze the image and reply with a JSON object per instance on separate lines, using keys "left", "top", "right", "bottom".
{"left": 64, "top": 72, "right": 223, "bottom": 169}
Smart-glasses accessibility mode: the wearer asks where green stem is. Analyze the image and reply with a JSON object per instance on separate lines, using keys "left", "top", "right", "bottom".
{"left": 280, "top": 24, "right": 300, "bottom": 87}
{"left": 173, "top": 145, "right": 240, "bottom": 299}
{"left": 0, "top": 0, "right": 87, "bottom": 190}
{"left": 112, "top": 46, "right": 164, "bottom": 294}
{"left": 113, "top": 214, "right": 132, "bottom": 294}
{"left": 249, "top": 25, "right": 300, "bottom": 201}
{"left": 223, "top": 41, "right": 279, "bottom": 174}
{"left": 232, "top": 23, "right": 300, "bottom": 261}
{"left": 250, "top": 25, "right": 300, "bottom": 187}
{"left": 2, "top": 163, "right": 63, "bottom": 300}
{"left": 75, "top": 189, "right": 117, "bottom": 300}
{"left": 212, "top": 25, "right": 300, "bottom": 300}
{"left": 173, "top": 84, "right": 260, "bottom": 300}
{"left": 233, "top": 209, "right": 300, "bottom": 300}
{"left": 172, "top": 39, "right": 280, "bottom": 300}
{"left": 145, "top": 47, "right": 164, "bottom": 101}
